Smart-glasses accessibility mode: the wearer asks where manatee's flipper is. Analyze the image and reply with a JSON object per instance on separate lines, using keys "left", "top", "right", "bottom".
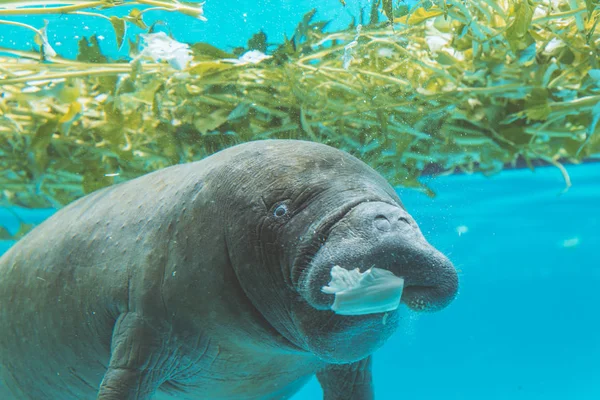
{"left": 317, "top": 356, "right": 373, "bottom": 400}
{"left": 97, "top": 313, "right": 176, "bottom": 400}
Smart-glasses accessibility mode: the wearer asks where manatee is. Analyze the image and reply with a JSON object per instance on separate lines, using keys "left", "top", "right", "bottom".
{"left": 0, "top": 140, "right": 458, "bottom": 400}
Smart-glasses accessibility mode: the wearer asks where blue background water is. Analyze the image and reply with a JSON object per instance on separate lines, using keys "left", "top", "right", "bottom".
{"left": 0, "top": 0, "right": 358, "bottom": 59}
{"left": 2, "top": 164, "right": 599, "bottom": 399}
{"left": 1, "top": 0, "right": 599, "bottom": 398}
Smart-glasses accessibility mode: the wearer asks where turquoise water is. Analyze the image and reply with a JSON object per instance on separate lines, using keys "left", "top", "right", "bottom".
{"left": 1, "top": 0, "right": 600, "bottom": 398}
{"left": 298, "top": 162, "right": 600, "bottom": 400}
{"left": 2, "top": 163, "right": 599, "bottom": 399}
{"left": 0, "top": 0, "right": 355, "bottom": 59}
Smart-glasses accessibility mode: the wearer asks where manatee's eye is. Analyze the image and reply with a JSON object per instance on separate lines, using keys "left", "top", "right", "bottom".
{"left": 273, "top": 204, "right": 288, "bottom": 218}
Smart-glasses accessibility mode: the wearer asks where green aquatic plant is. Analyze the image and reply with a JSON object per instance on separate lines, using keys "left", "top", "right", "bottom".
{"left": 1, "top": 0, "right": 599, "bottom": 221}
{"left": 0, "top": 0, "right": 205, "bottom": 55}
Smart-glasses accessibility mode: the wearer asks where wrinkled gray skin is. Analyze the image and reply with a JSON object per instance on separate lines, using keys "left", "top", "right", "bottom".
{"left": 0, "top": 140, "right": 458, "bottom": 400}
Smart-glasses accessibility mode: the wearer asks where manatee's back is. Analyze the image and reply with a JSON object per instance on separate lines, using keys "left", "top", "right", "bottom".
{"left": 0, "top": 183, "right": 129, "bottom": 398}
{"left": 0, "top": 140, "right": 310, "bottom": 399}
{"left": 0, "top": 160, "right": 210, "bottom": 399}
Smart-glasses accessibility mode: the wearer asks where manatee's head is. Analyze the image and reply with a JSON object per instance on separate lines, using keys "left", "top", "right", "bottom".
{"left": 217, "top": 140, "right": 458, "bottom": 364}
{"left": 290, "top": 199, "right": 458, "bottom": 363}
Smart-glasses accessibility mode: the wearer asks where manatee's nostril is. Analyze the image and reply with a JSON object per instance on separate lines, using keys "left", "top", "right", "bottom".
{"left": 398, "top": 216, "right": 410, "bottom": 225}
{"left": 373, "top": 215, "right": 391, "bottom": 231}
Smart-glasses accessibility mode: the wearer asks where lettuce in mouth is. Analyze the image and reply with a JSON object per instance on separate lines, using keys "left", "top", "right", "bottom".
{"left": 322, "top": 266, "right": 405, "bottom": 316}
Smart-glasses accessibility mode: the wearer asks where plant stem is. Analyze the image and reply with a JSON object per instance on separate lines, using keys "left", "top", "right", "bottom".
{"left": 0, "top": 1, "right": 104, "bottom": 16}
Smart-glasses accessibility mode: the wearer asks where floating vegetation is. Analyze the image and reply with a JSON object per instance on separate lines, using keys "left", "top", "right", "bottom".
{"left": 1, "top": 0, "right": 599, "bottom": 215}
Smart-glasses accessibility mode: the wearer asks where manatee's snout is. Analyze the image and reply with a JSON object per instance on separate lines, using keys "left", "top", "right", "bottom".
{"left": 363, "top": 202, "right": 458, "bottom": 313}
{"left": 299, "top": 201, "right": 458, "bottom": 314}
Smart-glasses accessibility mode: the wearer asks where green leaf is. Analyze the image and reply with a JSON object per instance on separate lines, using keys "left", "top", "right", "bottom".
{"left": 272, "top": 34, "right": 296, "bottom": 62}
{"left": 132, "top": 80, "right": 164, "bottom": 103}
{"left": 585, "top": 0, "right": 599, "bottom": 14}
{"left": 188, "top": 61, "right": 235, "bottom": 77}
{"left": 369, "top": 0, "right": 381, "bottom": 25}
{"left": 58, "top": 101, "right": 83, "bottom": 124}
{"left": 193, "top": 109, "right": 230, "bottom": 134}
{"left": 147, "top": 20, "right": 167, "bottom": 34}
{"left": 505, "top": 0, "right": 534, "bottom": 53}
{"left": 0, "top": 223, "right": 35, "bottom": 240}
{"left": 293, "top": 8, "right": 317, "bottom": 45}
{"left": 524, "top": 88, "right": 551, "bottom": 121}
{"left": 587, "top": 102, "right": 600, "bottom": 135}
{"left": 300, "top": 107, "right": 317, "bottom": 140}
{"left": 394, "top": 7, "right": 444, "bottom": 25}
{"left": 30, "top": 120, "right": 57, "bottom": 153}
{"left": 124, "top": 8, "right": 148, "bottom": 30}
{"left": 155, "top": 122, "right": 180, "bottom": 164}
{"left": 190, "top": 42, "right": 234, "bottom": 60}
{"left": 77, "top": 35, "right": 108, "bottom": 63}
{"left": 130, "top": 58, "right": 143, "bottom": 83}
{"left": 0, "top": 226, "right": 14, "bottom": 240}
{"left": 436, "top": 51, "right": 459, "bottom": 65}
{"left": 104, "top": 101, "right": 124, "bottom": 126}
{"left": 27, "top": 120, "right": 56, "bottom": 177}
{"left": 395, "top": 4, "right": 410, "bottom": 18}
{"left": 109, "top": 16, "right": 126, "bottom": 50}
{"left": 382, "top": 0, "right": 394, "bottom": 26}
{"left": 247, "top": 30, "right": 267, "bottom": 53}
{"left": 82, "top": 169, "right": 114, "bottom": 194}
{"left": 227, "top": 102, "right": 252, "bottom": 120}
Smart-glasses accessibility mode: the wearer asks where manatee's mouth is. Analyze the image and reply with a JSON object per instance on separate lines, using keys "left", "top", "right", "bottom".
{"left": 320, "top": 267, "right": 449, "bottom": 316}
{"left": 321, "top": 266, "right": 405, "bottom": 316}
{"left": 292, "top": 199, "right": 458, "bottom": 315}
{"left": 291, "top": 197, "right": 386, "bottom": 288}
